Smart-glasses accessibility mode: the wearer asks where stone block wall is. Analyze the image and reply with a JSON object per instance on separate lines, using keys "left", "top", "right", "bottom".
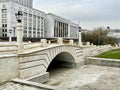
{"left": 0, "top": 55, "right": 19, "bottom": 83}
{"left": 85, "top": 57, "right": 120, "bottom": 68}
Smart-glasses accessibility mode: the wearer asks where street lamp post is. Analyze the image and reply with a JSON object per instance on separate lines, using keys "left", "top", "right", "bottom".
{"left": 78, "top": 27, "right": 82, "bottom": 46}
{"left": 15, "top": 10, "right": 23, "bottom": 53}
{"left": 9, "top": 29, "right": 12, "bottom": 42}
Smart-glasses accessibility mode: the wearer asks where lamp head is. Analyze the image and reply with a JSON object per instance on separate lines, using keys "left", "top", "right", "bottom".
{"left": 15, "top": 11, "right": 23, "bottom": 23}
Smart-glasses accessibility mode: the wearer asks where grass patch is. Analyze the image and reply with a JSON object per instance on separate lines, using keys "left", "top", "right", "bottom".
{"left": 96, "top": 49, "right": 120, "bottom": 59}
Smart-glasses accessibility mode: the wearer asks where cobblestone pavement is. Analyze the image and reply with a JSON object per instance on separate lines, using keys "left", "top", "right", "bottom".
{"left": 0, "top": 82, "right": 45, "bottom": 90}
{"left": 45, "top": 65, "right": 120, "bottom": 90}
{"left": 1, "top": 65, "right": 120, "bottom": 90}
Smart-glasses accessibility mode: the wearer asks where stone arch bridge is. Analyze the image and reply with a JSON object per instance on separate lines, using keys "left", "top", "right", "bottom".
{"left": 0, "top": 41, "right": 112, "bottom": 83}
{"left": 19, "top": 44, "right": 84, "bottom": 82}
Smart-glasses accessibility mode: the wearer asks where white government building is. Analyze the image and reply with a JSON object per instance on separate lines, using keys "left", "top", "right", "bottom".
{"left": 107, "top": 29, "right": 120, "bottom": 39}
{"left": 0, "top": 0, "right": 79, "bottom": 39}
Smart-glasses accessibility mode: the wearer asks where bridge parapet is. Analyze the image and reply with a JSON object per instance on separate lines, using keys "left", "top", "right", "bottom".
{"left": 0, "top": 42, "right": 18, "bottom": 55}
{"left": 23, "top": 38, "right": 78, "bottom": 53}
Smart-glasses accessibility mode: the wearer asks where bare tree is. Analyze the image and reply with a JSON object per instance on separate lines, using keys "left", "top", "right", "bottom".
{"left": 82, "top": 27, "right": 115, "bottom": 45}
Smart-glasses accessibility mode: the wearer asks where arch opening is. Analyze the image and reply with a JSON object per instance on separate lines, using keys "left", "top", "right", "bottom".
{"left": 47, "top": 52, "right": 76, "bottom": 72}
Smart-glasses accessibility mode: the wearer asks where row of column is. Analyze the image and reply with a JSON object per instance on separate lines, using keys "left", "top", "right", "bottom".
{"left": 54, "top": 20, "right": 68, "bottom": 38}
{"left": 23, "top": 14, "right": 44, "bottom": 38}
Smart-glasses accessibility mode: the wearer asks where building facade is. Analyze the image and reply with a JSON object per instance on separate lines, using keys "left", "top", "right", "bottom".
{"left": 0, "top": 0, "right": 33, "bottom": 7}
{"left": 45, "top": 13, "right": 79, "bottom": 39}
{"left": 0, "top": 0, "right": 79, "bottom": 39}
{"left": 0, "top": 0, "right": 45, "bottom": 38}
{"left": 107, "top": 29, "right": 120, "bottom": 39}
{"left": 107, "top": 29, "right": 120, "bottom": 43}
{"left": 70, "top": 22, "right": 79, "bottom": 39}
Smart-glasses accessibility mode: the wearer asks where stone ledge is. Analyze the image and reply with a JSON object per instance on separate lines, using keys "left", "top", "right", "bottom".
{"left": 12, "top": 78, "right": 57, "bottom": 90}
{"left": 26, "top": 72, "right": 49, "bottom": 83}
{"left": 0, "top": 54, "right": 17, "bottom": 58}
{"left": 85, "top": 57, "right": 120, "bottom": 68}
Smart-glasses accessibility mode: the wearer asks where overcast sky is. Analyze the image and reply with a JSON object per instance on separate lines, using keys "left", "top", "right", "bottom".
{"left": 33, "top": 0, "right": 120, "bottom": 30}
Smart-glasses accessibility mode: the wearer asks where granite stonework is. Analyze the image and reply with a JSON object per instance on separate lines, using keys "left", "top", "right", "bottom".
{"left": 0, "top": 55, "right": 19, "bottom": 83}
{"left": 18, "top": 45, "right": 84, "bottom": 80}
{"left": 85, "top": 57, "right": 120, "bottom": 68}
{"left": 0, "top": 43, "right": 114, "bottom": 84}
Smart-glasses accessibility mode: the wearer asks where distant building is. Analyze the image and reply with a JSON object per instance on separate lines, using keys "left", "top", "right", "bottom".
{"left": 81, "top": 29, "right": 91, "bottom": 33}
{"left": 107, "top": 29, "right": 120, "bottom": 39}
{"left": 107, "top": 29, "right": 120, "bottom": 43}
{"left": 45, "top": 13, "right": 79, "bottom": 39}
{"left": 0, "top": 0, "right": 79, "bottom": 40}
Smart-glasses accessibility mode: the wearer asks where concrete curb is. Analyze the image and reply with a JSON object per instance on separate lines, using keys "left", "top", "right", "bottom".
{"left": 12, "top": 78, "right": 57, "bottom": 90}
{"left": 85, "top": 57, "right": 120, "bottom": 68}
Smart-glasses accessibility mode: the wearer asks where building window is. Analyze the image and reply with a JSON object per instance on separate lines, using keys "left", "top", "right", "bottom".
{"left": 2, "top": 34, "right": 7, "bottom": 37}
{"left": 2, "top": 19, "right": 7, "bottom": 23}
{"left": 5, "top": 34, "right": 7, "bottom": 37}
{"left": 2, "top": 9, "right": 7, "bottom": 13}
{"left": 2, "top": 14, "right": 7, "bottom": 18}
{"left": 2, "top": 4, "right": 6, "bottom": 8}
{"left": 2, "top": 24, "right": 7, "bottom": 27}
{"left": 2, "top": 29, "right": 4, "bottom": 32}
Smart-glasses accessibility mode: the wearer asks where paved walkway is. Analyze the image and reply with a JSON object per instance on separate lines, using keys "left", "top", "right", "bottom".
{"left": 1, "top": 65, "right": 120, "bottom": 90}
{"left": 0, "top": 82, "right": 44, "bottom": 90}
{"left": 46, "top": 65, "right": 120, "bottom": 90}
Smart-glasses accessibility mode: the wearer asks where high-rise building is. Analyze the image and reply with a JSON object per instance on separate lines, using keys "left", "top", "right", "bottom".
{"left": 0, "top": 0, "right": 33, "bottom": 8}
{"left": 0, "top": 0, "right": 79, "bottom": 39}
{"left": 0, "top": 0, "right": 45, "bottom": 38}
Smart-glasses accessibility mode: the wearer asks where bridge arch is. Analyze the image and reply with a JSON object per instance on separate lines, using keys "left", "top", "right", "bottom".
{"left": 47, "top": 52, "right": 76, "bottom": 71}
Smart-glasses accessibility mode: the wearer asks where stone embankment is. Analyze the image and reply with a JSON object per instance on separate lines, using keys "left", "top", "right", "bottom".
{"left": 86, "top": 57, "right": 120, "bottom": 68}
{"left": 1, "top": 65, "right": 120, "bottom": 90}
{"left": 45, "top": 65, "right": 120, "bottom": 90}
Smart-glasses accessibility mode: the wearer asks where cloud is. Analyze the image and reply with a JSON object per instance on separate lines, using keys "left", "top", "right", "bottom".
{"left": 33, "top": 0, "right": 120, "bottom": 29}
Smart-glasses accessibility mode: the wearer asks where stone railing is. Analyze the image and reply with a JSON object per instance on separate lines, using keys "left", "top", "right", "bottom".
{"left": 21, "top": 38, "right": 114, "bottom": 55}
{"left": 0, "top": 44, "right": 18, "bottom": 55}
{"left": 22, "top": 38, "right": 77, "bottom": 52}
{"left": 82, "top": 45, "right": 113, "bottom": 58}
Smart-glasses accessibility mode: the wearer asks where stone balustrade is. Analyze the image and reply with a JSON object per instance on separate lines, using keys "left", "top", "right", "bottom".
{"left": 69, "top": 40, "right": 74, "bottom": 45}
{"left": 41, "top": 39, "right": 47, "bottom": 47}
{"left": 57, "top": 38, "right": 63, "bottom": 44}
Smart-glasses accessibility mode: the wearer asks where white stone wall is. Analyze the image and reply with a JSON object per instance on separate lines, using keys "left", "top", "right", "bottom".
{"left": 86, "top": 57, "right": 120, "bottom": 68}
{"left": 0, "top": 56, "right": 19, "bottom": 83}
